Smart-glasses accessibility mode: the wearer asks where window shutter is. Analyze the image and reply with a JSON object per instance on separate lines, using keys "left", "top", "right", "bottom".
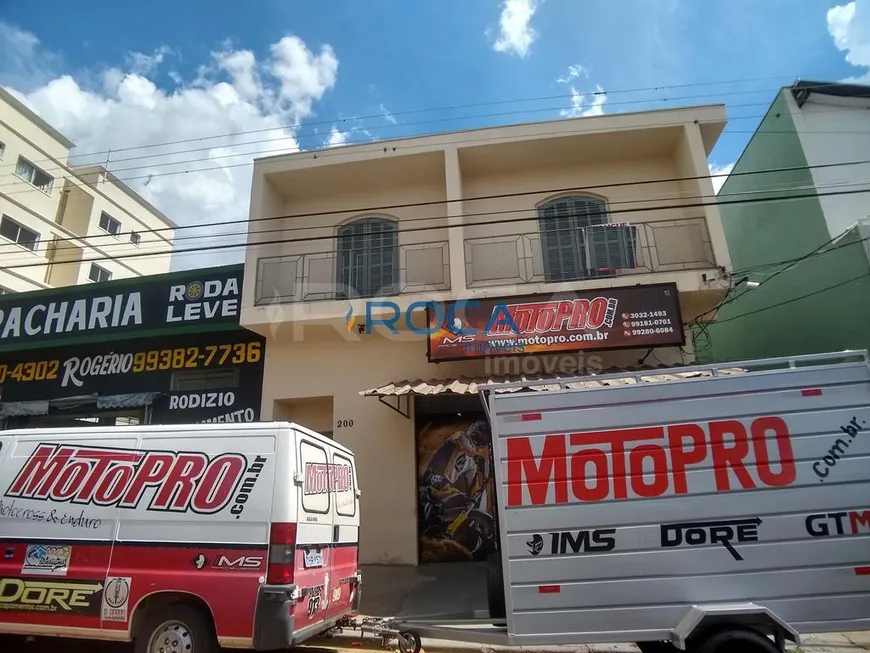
{"left": 538, "top": 196, "right": 609, "bottom": 282}
{"left": 336, "top": 218, "right": 399, "bottom": 299}
{"left": 587, "top": 224, "right": 638, "bottom": 271}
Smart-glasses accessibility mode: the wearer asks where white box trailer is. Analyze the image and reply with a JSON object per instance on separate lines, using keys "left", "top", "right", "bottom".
{"left": 359, "top": 351, "right": 870, "bottom": 653}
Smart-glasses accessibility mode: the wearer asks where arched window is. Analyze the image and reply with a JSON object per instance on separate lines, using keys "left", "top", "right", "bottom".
{"left": 538, "top": 195, "right": 636, "bottom": 282}
{"left": 336, "top": 217, "right": 399, "bottom": 299}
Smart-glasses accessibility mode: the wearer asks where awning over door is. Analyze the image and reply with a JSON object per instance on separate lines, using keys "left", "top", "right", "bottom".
{"left": 360, "top": 364, "right": 747, "bottom": 417}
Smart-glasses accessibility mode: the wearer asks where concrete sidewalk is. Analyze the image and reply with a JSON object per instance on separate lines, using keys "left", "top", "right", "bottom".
{"left": 314, "top": 629, "right": 870, "bottom": 653}
{"left": 322, "top": 564, "right": 870, "bottom": 653}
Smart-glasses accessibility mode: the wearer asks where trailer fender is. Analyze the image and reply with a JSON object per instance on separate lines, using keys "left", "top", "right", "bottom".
{"left": 671, "top": 604, "right": 800, "bottom": 651}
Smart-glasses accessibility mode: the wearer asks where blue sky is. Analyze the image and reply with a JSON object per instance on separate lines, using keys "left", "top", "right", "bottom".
{"left": 1, "top": 0, "right": 869, "bottom": 268}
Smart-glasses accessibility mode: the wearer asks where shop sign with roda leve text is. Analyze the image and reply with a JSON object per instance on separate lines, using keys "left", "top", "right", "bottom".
{"left": 426, "top": 282, "right": 685, "bottom": 362}
{"left": 0, "top": 264, "right": 244, "bottom": 352}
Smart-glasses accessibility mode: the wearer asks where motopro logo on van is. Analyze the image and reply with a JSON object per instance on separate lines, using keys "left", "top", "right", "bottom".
{"left": 4, "top": 443, "right": 267, "bottom": 516}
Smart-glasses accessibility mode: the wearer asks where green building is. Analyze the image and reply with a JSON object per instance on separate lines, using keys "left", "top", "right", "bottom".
{"left": 701, "top": 80, "right": 870, "bottom": 363}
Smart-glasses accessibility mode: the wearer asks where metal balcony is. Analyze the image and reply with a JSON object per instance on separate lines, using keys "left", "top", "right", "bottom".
{"left": 254, "top": 240, "right": 451, "bottom": 305}
{"left": 463, "top": 216, "right": 716, "bottom": 287}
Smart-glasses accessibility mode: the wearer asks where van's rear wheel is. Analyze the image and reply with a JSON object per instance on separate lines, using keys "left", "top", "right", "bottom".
{"left": 135, "top": 604, "right": 218, "bottom": 653}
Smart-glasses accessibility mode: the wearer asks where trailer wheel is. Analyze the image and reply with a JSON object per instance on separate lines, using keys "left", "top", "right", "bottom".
{"left": 694, "top": 627, "right": 780, "bottom": 653}
{"left": 398, "top": 630, "right": 422, "bottom": 653}
{"left": 486, "top": 552, "right": 506, "bottom": 619}
{"left": 135, "top": 603, "right": 219, "bottom": 653}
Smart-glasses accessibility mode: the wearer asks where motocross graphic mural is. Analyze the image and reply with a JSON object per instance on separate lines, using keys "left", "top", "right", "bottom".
{"left": 416, "top": 414, "right": 497, "bottom": 563}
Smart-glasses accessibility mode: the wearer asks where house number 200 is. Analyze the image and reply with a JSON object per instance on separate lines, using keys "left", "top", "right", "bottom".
{"left": 336, "top": 419, "right": 354, "bottom": 428}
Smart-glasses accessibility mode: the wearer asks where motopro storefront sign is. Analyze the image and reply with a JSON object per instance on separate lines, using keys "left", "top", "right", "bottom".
{"left": 0, "top": 330, "right": 265, "bottom": 425}
{"left": 0, "top": 264, "right": 244, "bottom": 352}
{"left": 426, "top": 282, "right": 685, "bottom": 362}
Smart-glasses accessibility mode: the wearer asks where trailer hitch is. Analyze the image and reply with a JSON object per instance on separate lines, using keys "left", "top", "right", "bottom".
{"left": 332, "top": 616, "right": 422, "bottom": 653}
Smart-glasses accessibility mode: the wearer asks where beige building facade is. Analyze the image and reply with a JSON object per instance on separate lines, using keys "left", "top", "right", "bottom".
{"left": 0, "top": 87, "right": 176, "bottom": 294}
{"left": 240, "top": 106, "right": 733, "bottom": 565}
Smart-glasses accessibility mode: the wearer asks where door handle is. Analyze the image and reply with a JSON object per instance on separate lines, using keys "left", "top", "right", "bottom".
{"left": 333, "top": 525, "right": 340, "bottom": 543}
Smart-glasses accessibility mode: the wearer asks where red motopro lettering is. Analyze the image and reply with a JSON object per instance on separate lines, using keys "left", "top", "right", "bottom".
{"left": 668, "top": 423, "right": 708, "bottom": 494}
{"left": 750, "top": 416, "right": 796, "bottom": 487}
{"left": 709, "top": 420, "right": 756, "bottom": 491}
{"left": 7, "top": 445, "right": 75, "bottom": 499}
{"left": 74, "top": 450, "right": 141, "bottom": 503}
{"left": 152, "top": 454, "right": 209, "bottom": 510}
{"left": 192, "top": 454, "right": 245, "bottom": 513}
{"left": 506, "top": 436, "right": 568, "bottom": 507}
{"left": 120, "top": 453, "right": 174, "bottom": 508}
{"left": 50, "top": 461, "right": 92, "bottom": 501}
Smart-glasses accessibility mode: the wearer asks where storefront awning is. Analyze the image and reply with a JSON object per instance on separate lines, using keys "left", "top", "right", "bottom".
{"left": 360, "top": 365, "right": 747, "bottom": 418}
{"left": 0, "top": 392, "right": 162, "bottom": 419}
{"left": 361, "top": 367, "right": 746, "bottom": 398}
{"left": 96, "top": 392, "right": 162, "bottom": 410}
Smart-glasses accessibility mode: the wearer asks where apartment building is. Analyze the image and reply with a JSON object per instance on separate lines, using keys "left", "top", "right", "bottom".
{"left": 0, "top": 87, "right": 176, "bottom": 294}
{"left": 240, "top": 106, "right": 732, "bottom": 565}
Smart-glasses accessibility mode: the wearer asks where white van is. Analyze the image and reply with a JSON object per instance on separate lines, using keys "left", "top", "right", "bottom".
{"left": 0, "top": 421, "right": 361, "bottom": 652}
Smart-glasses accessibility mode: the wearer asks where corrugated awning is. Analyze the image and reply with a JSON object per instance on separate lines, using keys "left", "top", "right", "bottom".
{"left": 360, "top": 366, "right": 747, "bottom": 397}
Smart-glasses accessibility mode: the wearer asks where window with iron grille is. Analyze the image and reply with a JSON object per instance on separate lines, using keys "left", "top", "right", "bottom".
{"left": 336, "top": 217, "right": 399, "bottom": 299}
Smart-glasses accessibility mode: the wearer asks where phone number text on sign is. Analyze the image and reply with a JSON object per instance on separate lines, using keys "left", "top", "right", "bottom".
{"left": 0, "top": 341, "right": 262, "bottom": 388}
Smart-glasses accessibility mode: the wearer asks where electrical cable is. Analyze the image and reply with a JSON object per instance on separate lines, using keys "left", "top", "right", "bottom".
{"left": 711, "top": 272, "right": 870, "bottom": 326}
{"left": 4, "top": 173, "right": 867, "bottom": 260}
{"left": 5, "top": 150, "right": 870, "bottom": 251}
{"left": 6, "top": 98, "right": 869, "bottom": 191}
{"left": 1, "top": 74, "right": 806, "bottom": 171}
{"left": 4, "top": 184, "right": 870, "bottom": 272}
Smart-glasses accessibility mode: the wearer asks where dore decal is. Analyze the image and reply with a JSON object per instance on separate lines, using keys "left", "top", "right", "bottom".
{"left": 0, "top": 577, "right": 103, "bottom": 615}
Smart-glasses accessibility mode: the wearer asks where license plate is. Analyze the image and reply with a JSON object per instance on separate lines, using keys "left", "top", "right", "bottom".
{"left": 304, "top": 550, "right": 324, "bottom": 568}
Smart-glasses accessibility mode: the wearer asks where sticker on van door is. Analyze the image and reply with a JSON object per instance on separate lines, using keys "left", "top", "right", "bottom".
{"left": 22, "top": 544, "right": 71, "bottom": 576}
{"left": 101, "top": 577, "right": 131, "bottom": 622}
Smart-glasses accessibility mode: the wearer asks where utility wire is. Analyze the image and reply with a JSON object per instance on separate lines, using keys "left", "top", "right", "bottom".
{"left": 5, "top": 97, "right": 867, "bottom": 190}
{"left": 5, "top": 184, "right": 870, "bottom": 273}
{"left": 5, "top": 151, "right": 870, "bottom": 251}
{"left": 712, "top": 272, "right": 870, "bottom": 326}
{"left": 1, "top": 75, "right": 803, "bottom": 171}
{"left": 5, "top": 174, "right": 867, "bottom": 259}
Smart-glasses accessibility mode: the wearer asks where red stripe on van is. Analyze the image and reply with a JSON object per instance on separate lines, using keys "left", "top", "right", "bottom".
{"left": 538, "top": 585, "right": 561, "bottom": 594}
{"left": 521, "top": 413, "right": 542, "bottom": 421}
{"left": 855, "top": 566, "right": 870, "bottom": 575}
{"left": 801, "top": 388, "right": 823, "bottom": 396}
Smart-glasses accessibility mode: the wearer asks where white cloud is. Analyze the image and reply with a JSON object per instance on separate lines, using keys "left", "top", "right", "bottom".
{"left": 560, "top": 85, "right": 607, "bottom": 118}
{"left": 127, "top": 46, "right": 174, "bottom": 76}
{"left": 0, "top": 21, "right": 340, "bottom": 271}
{"left": 492, "top": 0, "right": 539, "bottom": 58}
{"left": 556, "top": 64, "right": 588, "bottom": 84}
{"left": 709, "top": 162, "right": 735, "bottom": 194}
{"left": 380, "top": 103, "right": 398, "bottom": 125}
{"left": 827, "top": 1, "right": 870, "bottom": 82}
{"left": 325, "top": 125, "right": 350, "bottom": 147}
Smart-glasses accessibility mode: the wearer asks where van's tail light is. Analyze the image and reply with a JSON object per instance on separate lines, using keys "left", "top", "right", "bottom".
{"left": 266, "top": 522, "right": 297, "bottom": 585}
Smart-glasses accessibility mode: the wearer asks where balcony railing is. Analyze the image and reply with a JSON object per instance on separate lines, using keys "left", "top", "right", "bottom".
{"left": 463, "top": 216, "right": 716, "bottom": 288}
{"left": 254, "top": 240, "right": 451, "bottom": 305}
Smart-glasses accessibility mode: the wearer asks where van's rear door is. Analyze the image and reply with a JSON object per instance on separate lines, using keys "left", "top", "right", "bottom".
{"left": 293, "top": 433, "right": 333, "bottom": 633}
{"left": 325, "top": 449, "right": 359, "bottom": 620}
